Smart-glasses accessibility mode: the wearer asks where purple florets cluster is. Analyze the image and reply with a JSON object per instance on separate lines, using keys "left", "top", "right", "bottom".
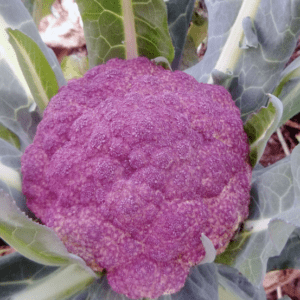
{"left": 21, "top": 57, "right": 252, "bottom": 299}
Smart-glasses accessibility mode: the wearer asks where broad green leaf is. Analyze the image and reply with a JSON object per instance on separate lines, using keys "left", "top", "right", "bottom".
{"left": 75, "top": 264, "right": 264, "bottom": 300}
{"left": 0, "top": 138, "right": 32, "bottom": 216}
{"left": 274, "top": 57, "right": 300, "bottom": 98}
{"left": 178, "top": 35, "right": 200, "bottom": 71}
{"left": 0, "top": 142, "right": 22, "bottom": 193}
{"left": 22, "top": 0, "right": 56, "bottom": 26}
{"left": 73, "top": 264, "right": 216, "bottom": 300}
{"left": 0, "top": 0, "right": 66, "bottom": 150}
{"left": 21, "top": 0, "right": 35, "bottom": 15}
{"left": 0, "top": 190, "right": 97, "bottom": 273}
{"left": 178, "top": 5, "right": 208, "bottom": 71}
{"left": 273, "top": 56, "right": 300, "bottom": 126}
{"left": 215, "top": 231, "right": 252, "bottom": 267}
{"left": 164, "top": 0, "right": 196, "bottom": 70}
{"left": 61, "top": 54, "right": 89, "bottom": 81}
{"left": 12, "top": 264, "right": 95, "bottom": 300}
{"left": 171, "top": 264, "right": 219, "bottom": 300}
{"left": 0, "top": 124, "right": 20, "bottom": 150}
{"left": 32, "top": 0, "right": 56, "bottom": 27}
{"left": 218, "top": 286, "right": 241, "bottom": 300}
{"left": 0, "top": 253, "right": 95, "bottom": 300}
{"left": 267, "top": 227, "right": 300, "bottom": 271}
{"left": 216, "top": 144, "right": 300, "bottom": 288}
{"left": 217, "top": 265, "right": 266, "bottom": 300}
{"left": 243, "top": 94, "right": 283, "bottom": 167}
{"left": 76, "top": 0, "right": 174, "bottom": 68}
{"left": 7, "top": 28, "right": 59, "bottom": 113}
{"left": 0, "top": 253, "right": 265, "bottom": 299}
{"left": 185, "top": 0, "right": 300, "bottom": 121}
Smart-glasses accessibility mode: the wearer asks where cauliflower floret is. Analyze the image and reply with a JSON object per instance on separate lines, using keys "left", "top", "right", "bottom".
{"left": 21, "top": 57, "right": 252, "bottom": 299}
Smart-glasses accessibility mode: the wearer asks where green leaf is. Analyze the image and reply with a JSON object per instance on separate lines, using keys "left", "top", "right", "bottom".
{"left": 165, "top": 0, "right": 196, "bottom": 70}
{"left": 0, "top": 138, "right": 32, "bottom": 218}
{"left": 178, "top": 34, "right": 200, "bottom": 71}
{"left": 217, "top": 265, "right": 266, "bottom": 300}
{"left": 274, "top": 56, "right": 300, "bottom": 98}
{"left": 273, "top": 56, "right": 300, "bottom": 126}
{"left": 0, "top": 0, "right": 66, "bottom": 150}
{"left": 7, "top": 28, "right": 59, "bottom": 113}
{"left": 187, "top": 17, "right": 208, "bottom": 48}
{"left": 32, "top": 0, "right": 56, "bottom": 26}
{"left": 12, "top": 265, "right": 95, "bottom": 300}
{"left": 0, "top": 190, "right": 96, "bottom": 273}
{"left": 22, "top": 0, "right": 56, "bottom": 26}
{"left": 267, "top": 227, "right": 300, "bottom": 271}
{"left": 185, "top": 0, "right": 300, "bottom": 121}
{"left": 0, "top": 124, "right": 20, "bottom": 150}
{"left": 216, "top": 144, "right": 300, "bottom": 288}
{"left": 21, "top": 0, "right": 35, "bottom": 15}
{"left": 178, "top": 4, "right": 209, "bottom": 71}
{"left": 76, "top": 0, "right": 174, "bottom": 68}
{"left": 0, "top": 139, "right": 22, "bottom": 192}
{"left": 0, "top": 254, "right": 267, "bottom": 300}
{"left": 61, "top": 54, "right": 89, "bottom": 81}
{"left": 0, "top": 253, "right": 95, "bottom": 300}
{"left": 243, "top": 94, "right": 283, "bottom": 167}
{"left": 215, "top": 230, "right": 252, "bottom": 266}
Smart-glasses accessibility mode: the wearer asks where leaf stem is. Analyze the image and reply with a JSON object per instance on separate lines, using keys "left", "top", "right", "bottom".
{"left": 207, "top": 0, "right": 261, "bottom": 84}
{"left": 122, "top": 0, "right": 138, "bottom": 59}
{"left": 276, "top": 128, "right": 290, "bottom": 156}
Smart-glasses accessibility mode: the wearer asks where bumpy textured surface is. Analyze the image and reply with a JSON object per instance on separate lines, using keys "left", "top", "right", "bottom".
{"left": 21, "top": 57, "right": 252, "bottom": 299}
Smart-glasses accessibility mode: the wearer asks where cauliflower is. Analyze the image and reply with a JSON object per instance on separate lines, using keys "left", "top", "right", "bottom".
{"left": 21, "top": 57, "right": 252, "bottom": 299}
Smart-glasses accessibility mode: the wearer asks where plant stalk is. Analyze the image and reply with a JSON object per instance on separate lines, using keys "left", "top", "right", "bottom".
{"left": 122, "top": 0, "right": 139, "bottom": 59}
{"left": 207, "top": 0, "right": 261, "bottom": 83}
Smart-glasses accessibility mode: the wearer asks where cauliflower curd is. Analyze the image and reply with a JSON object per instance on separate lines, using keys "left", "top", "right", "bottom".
{"left": 21, "top": 57, "right": 252, "bottom": 299}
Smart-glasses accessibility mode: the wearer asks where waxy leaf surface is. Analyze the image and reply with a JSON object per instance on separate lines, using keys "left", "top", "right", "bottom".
{"left": 185, "top": 0, "right": 300, "bottom": 121}
{"left": 76, "top": 0, "right": 174, "bottom": 68}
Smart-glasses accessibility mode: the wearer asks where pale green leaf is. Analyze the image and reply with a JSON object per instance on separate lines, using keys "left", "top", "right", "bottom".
{"left": 0, "top": 124, "right": 20, "bottom": 150}
{"left": 0, "top": 139, "right": 29, "bottom": 215}
{"left": 22, "top": 0, "right": 56, "bottom": 26}
{"left": 267, "top": 227, "right": 300, "bottom": 272}
{"left": 274, "top": 56, "right": 300, "bottom": 98}
{"left": 185, "top": 0, "right": 300, "bottom": 121}
{"left": 0, "top": 253, "right": 96, "bottom": 300}
{"left": 11, "top": 264, "right": 95, "bottom": 300}
{"left": 32, "top": 0, "right": 56, "bottom": 26}
{"left": 215, "top": 231, "right": 252, "bottom": 267}
{"left": 178, "top": 34, "right": 200, "bottom": 71}
{"left": 243, "top": 94, "right": 283, "bottom": 167}
{"left": 0, "top": 0, "right": 66, "bottom": 150}
{"left": 164, "top": 0, "right": 196, "bottom": 70}
{"left": 61, "top": 54, "right": 89, "bottom": 81}
{"left": 76, "top": 0, "right": 174, "bottom": 68}
{"left": 216, "top": 144, "right": 300, "bottom": 288}
{"left": 7, "top": 28, "right": 59, "bottom": 113}
{"left": 273, "top": 56, "right": 300, "bottom": 126}
{"left": 217, "top": 265, "right": 266, "bottom": 300}
{"left": 0, "top": 190, "right": 97, "bottom": 273}
{"left": 21, "top": 0, "right": 35, "bottom": 15}
{"left": 178, "top": 4, "right": 208, "bottom": 71}
{"left": 0, "top": 253, "right": 267, "bottom": 300}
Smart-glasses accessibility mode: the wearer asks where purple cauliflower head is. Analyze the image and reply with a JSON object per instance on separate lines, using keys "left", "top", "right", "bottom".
{"left": 21, "top": 57, "right": 252, "bottom": 299}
